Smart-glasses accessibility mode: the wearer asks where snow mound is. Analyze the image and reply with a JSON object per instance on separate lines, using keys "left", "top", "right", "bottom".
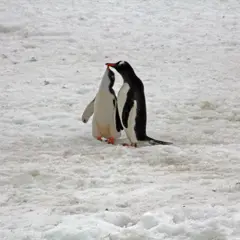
{"left": 98, "top": 211, "right": 134, "bottom": 228}
{"left": 44, "top": 206, "right": 236, "bottom": 240}
{"left": 44, "top": 213, "right": 120, "bottom": 240}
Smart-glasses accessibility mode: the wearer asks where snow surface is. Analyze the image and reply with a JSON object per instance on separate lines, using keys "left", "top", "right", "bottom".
{"left": 1, "top": 0, "right": 240, "bottom": 239}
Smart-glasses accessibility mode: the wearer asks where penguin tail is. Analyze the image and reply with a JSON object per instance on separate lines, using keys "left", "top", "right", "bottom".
{"left": 145, "top": 136, "right": 173, "bottom": 146}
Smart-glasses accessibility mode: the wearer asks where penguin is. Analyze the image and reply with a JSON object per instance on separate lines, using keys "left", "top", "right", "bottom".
{"left": 81, "top": 66, "right": 123, "bottom": 144}
{"left": 105, "top": 61, "right": 172, "bottom": 147}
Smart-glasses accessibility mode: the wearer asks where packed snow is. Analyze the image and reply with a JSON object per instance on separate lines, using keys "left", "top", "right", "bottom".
{"left": 1, "top": 0, "right": 240, "bottom": 239}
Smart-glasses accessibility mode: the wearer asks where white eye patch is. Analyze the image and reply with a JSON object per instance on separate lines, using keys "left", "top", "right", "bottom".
{"left": 118, "top": 61, "right": 125, "bottom": 66}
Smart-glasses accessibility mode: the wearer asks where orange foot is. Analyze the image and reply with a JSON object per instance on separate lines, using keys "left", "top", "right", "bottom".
{"left": 107, "top": 137, "right": 115, "bottom": 144}
{"left": 97, "top": 136, "right": 103, "bottom": 141}
{"left": 122, "top": 143, "right": 137, "bottom": 148}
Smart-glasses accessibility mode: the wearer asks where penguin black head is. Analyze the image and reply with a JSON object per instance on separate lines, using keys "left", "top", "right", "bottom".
{"left": 105, "top": 66, "right": 116, "bottom": 90}
{"left": 105, "top": 61, "right": 134, "bottom": 75}
{"left": 107, "top": 67, "right": 115, "bottom": 85}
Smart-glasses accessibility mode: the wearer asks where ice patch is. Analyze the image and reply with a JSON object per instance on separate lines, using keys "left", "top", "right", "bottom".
{"left": 200, "top": 101, "right": 217, "bottom": 110}
{"left": 0, "top": 23, "right": 22, "bottom": 33}
{"left": 11, "top": 173, "right": 35, "bottom": 186}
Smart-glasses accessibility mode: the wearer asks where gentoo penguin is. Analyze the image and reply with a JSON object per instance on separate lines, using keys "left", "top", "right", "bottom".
{"left": 81, "top": 66, "right": 123, "bottom": 144}
{"left": 105, "top": 61, "right": 172, "bottom": 147}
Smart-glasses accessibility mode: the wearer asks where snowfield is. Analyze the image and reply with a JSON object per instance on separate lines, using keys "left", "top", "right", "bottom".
{"left": 1, "top": 0, "right": 240, "bottom": 239}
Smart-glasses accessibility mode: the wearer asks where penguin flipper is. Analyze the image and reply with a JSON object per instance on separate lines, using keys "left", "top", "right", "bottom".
{"left": 81, "top": 98, "right": 95, "bottom": 123}
{"left": 122, "top": 94, "right": 134, "bottom": 128}
{"left": 114, "top": 99, "right": 123, "bottom": 132}
{"left": 145, "top": 136, "right": 173, "bottom": 145}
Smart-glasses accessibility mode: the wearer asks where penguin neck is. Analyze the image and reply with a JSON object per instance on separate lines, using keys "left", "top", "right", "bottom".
{"left": 121, "top": 70, "right": 138, "bottom": 85}
{"left": 99, "top": 70, "right": 113, "bottom": 91}
{"left": 99, "top": 77, "right": 112, "bottom": 91}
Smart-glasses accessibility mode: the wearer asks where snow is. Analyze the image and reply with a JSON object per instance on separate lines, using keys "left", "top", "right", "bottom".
{"left": 1, "top": 0, "right": 240, "bottom": 239}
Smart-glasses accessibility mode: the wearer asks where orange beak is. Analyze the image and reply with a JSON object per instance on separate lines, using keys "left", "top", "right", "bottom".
{"left": 105, "top": 63, "right": 116, "bottom": 68}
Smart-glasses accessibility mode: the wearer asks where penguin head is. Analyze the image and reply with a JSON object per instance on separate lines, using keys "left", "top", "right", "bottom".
{"left": 105, "top": 61, "right": 134, "bottom": 75}
{"left": 106, "top": 67, "right": 115, "bottom": 90}
{"left": 107, "top": 67, "right": 115, "bottom": 84}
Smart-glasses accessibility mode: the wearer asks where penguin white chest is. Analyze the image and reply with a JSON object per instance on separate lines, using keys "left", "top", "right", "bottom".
{"left": 94, "top": 90, "right": 115, "bottom": 122}
{"left": 117, "top": 83, "right": 138, "bottom": 144}
{"left": 92, "top": 89, "right": 118, "bottom": 138}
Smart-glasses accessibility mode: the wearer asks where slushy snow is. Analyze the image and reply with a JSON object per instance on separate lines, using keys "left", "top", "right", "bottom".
{"left": 0, "top": 0, "right": 240, "bottom": 239}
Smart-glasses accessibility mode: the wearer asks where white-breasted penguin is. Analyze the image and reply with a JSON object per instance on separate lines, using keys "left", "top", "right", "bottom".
{"left": 81, "top": 66, "right": 123, "bottom": 144}
{"left": 105, "top": 61, "right": 172, "bottom": 147}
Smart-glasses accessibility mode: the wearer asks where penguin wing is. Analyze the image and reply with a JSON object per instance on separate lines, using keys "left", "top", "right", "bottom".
{"left": 81, "top": 98, "right": 95, "bottom": 123}
{"left": 122, "top": 93, "right": 134, "bottom": 128}
{"left": 113, "top": 99, "right": 123, "bottom": 131}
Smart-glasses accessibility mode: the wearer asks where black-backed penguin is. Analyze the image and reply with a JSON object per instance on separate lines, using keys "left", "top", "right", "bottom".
{"left": 81, "top": 66, "right": 123, "bottom": 144}
{"left": 106, "top": 61, "right": 172, "bottom": 147}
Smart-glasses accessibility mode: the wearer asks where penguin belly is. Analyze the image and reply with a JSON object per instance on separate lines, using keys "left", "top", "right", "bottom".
{"left": 117, "top": 83, "right": 138, "bottom": 144}
{"left": 93, "top": 90, "right": 117, "bottom": 138}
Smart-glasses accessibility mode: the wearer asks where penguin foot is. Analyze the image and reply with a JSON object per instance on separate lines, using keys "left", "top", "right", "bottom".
{"left": 131, "top": 143, "right": 137, "bottom": 148}
{"left": 97, "top": 136, "right": 103, "bottom": 141}
{"left": 122, "top": 143, "right": 137, "bottom": 148}
{"left": 107, "top": 137, "right": 115, "bottom": 144}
